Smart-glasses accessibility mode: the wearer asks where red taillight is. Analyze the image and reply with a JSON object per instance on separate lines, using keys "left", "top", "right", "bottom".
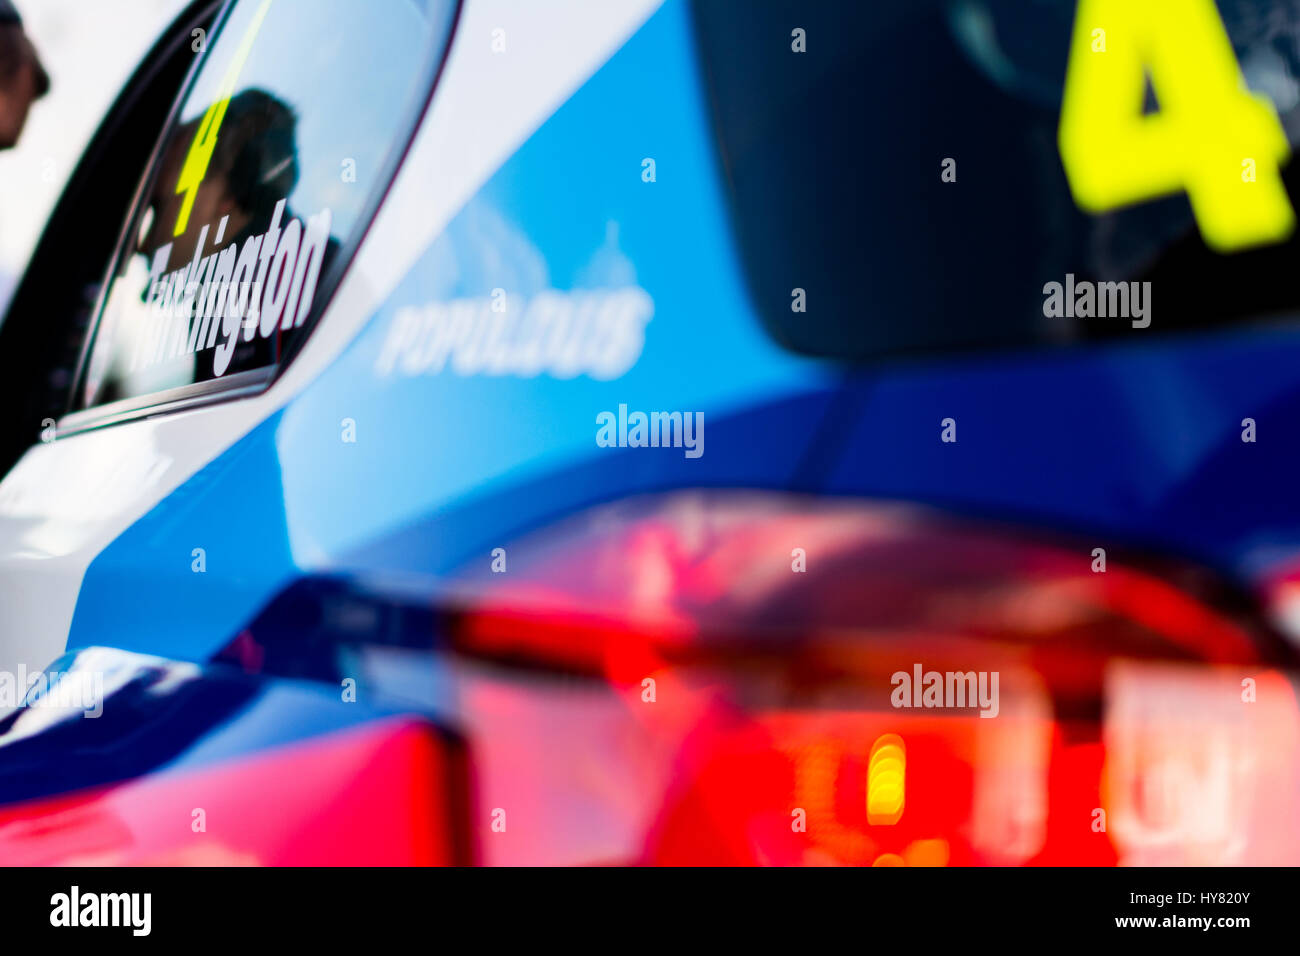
{"left": 434, "top": 492, "right": 1297, "bottom": 865}
{"left": 1102, "top": 663, "right": 1300, "bottom": 865}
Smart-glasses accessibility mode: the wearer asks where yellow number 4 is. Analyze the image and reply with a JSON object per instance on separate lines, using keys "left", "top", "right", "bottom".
{"left": 1059, "top": 0, "right": 1295, "bottom": 252}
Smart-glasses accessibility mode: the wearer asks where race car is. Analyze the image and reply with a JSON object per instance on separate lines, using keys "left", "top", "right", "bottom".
{"left": 0, "top": 0, "right": 1298, "bottom": 866}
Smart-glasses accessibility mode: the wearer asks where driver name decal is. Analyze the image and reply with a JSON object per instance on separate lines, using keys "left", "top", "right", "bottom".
{"left": 126, "top": 198, "right": 332, "bottom": 379}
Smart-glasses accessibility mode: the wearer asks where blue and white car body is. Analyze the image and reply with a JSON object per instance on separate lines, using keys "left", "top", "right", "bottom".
{"left": 0, "top": 0, "right": 1298, "bottom": 866}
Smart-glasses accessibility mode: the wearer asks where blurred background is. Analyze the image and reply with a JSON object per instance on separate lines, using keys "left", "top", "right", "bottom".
{"left": 0, "top": 0, "right": 184, "bottom": 312}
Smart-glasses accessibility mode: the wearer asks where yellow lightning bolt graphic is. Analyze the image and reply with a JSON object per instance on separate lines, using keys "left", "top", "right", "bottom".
{"left": 173, "top": 0, "right": 274, "bottom": 237}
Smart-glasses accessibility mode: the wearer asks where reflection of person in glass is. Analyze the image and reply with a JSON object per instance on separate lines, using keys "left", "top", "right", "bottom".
{"left": 137, "top": 88, "right": 337, "bottom": 382}
{"left": 143, "top": 89, "right": 298, "bottom": 258}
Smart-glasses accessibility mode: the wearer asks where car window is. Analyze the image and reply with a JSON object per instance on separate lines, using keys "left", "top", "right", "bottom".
{"left": 694, "top": 0, "right": 1300, "bottom": 359}
{"left": 74, "top": 0, "right": 457, "bottom": 416}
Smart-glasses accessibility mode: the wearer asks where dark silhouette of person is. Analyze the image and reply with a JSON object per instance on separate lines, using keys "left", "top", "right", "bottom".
{"left": 135, "top": 88, "right": 337, "bottom": 382}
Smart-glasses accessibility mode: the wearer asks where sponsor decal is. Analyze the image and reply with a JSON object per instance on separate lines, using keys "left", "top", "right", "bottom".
{"left": 124, "top": 198, "right": 332, "bottom": 379}
{"left": 374, "top": 286, "right": 653, "bottom": 380}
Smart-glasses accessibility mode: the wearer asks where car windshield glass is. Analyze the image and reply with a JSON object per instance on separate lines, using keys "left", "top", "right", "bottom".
{"left": 77, "top": 0, "right": 455, "bottom": 410}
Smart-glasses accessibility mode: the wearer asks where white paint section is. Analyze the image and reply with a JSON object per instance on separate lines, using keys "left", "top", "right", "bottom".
{"left": 273, "top": 0, "right": 663, "bottom": 399}
{"left": 0, "top": 420, "right": 190, "bottom": 714}
{"left": 0, "top": 0, "right": 664, "bottom": 699}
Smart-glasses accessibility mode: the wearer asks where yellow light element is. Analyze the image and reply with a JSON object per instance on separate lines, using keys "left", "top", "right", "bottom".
{"left": 1058, "top": 0, "right": 1294, "bottom": 252}
{"left": 173, "top": 0, "right": 274, "bottom": 236}
{"left": 872, "top": 853, "right": 905, "bottom": 867}
{"left": 867, "top": 733, "right": 905, "bottom": 825}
